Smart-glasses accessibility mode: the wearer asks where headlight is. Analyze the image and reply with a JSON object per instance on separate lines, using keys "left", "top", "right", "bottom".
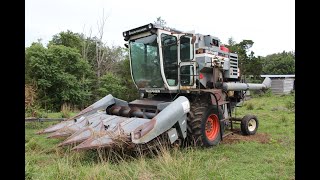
{"left": 123, "top": 32, "right": 127, "bottom": 37}
{"left": 148, "top": 24, "right": 153, "bottom": 29}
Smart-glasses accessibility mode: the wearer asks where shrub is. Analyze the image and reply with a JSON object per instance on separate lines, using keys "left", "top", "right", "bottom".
{"left": 26, "top": 138, "right": 42, "bottom": 151}
{"left": 285, "top": 100, "right": 295, "bottom": 111}
{"left": 61, "top": 103, "right": 72, "bottom": 118}
{"left": 256, "top": 106, "right": 264, "bottom": 110}
{"left": 245, "top": 102, "right": 254, "bottom": 110}
{"left": 280, "top": 115, "right": 288, "bottom": 123}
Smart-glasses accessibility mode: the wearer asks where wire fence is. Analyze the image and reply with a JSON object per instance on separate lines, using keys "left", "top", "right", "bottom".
{"left": 25, "top": 118, "right": 67, "bottom": 122}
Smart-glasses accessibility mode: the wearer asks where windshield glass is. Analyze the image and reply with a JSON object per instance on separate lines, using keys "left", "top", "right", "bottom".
{"left": 161, "top": 34, "right": 178, "bottom": 86}
{"left": 129, "top": 34, "right": 164, "bottom": 88}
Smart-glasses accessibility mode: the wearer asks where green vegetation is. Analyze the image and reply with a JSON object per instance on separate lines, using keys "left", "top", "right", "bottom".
{"left": 25, "top": 30, "right": 138, "bottom": 115}
{"left": 226, "top": 39, "right": 262, "bottom": 77}
{"left": 226, "top": 38, "right": 294, "bottom": 83}
{"left": 25, "top": 94, "right": 295, "bottom": 179}
{"left": 261, "top": 51, "right": 295, "bottom": 75}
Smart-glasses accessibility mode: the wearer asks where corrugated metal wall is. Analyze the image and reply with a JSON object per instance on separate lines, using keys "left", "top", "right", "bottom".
{"left": 270, "top": 78, "right": 294, "bottom": 94}
{"left": 283, "top": 79, "right": 294, "bottom": 93}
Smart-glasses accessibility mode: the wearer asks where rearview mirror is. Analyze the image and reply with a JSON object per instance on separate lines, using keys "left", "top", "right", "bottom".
{"left": 191, "top": 36, "right": 196, "bottom": 44}
{"left": 124, "top": 43, "right": 129, "bottom": 48}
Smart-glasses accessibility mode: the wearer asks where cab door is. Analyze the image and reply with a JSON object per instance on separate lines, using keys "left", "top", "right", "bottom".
{"left": 160, "top": 33, "right": 179, "bottom": 88}
{"left": 178, "top": 35, "right": 196, "bottom": 89}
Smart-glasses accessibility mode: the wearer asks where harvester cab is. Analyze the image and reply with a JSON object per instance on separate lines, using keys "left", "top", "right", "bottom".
{"left": 124, "top": 23, "right": 197, "bottom": 93}
{"left": 38, "top": 23, "right": 271, "bottom": 152}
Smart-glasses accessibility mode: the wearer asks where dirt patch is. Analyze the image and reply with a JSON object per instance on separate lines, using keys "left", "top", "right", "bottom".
{"left": 222, "top": 130, "right": 271, "bottom": 144}
{"left": 138, "top": 172, "right": 155, "bottom": 180}
{"left": 271, "top": 106, "right": 289, "bottom": 111}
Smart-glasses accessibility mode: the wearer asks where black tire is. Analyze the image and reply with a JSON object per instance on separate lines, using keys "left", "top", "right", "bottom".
{"left": 188, "top": 100, "right": 224, "bottom": 147}
{"left": 240, "top": 115, "right": 259, "bottom": 135}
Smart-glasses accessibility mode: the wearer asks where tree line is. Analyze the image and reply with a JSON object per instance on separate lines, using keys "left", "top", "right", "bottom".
{"left": 25, "top": 30, "right": 138, "bottom": 112}
{"left": 225, "top": 38, "right": 295, "bottom": 79}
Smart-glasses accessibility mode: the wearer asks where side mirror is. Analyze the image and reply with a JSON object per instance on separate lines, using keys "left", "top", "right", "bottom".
{"left": 191, "top": 36, "right": 196, "bottom": 44}
{"left": 124, "top": 43, "right": 129, "bottom": 48}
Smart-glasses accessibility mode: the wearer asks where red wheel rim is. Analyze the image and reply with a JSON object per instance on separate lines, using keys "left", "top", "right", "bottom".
{"left": 205, "top": 114, "right": 219, "bottom": 140}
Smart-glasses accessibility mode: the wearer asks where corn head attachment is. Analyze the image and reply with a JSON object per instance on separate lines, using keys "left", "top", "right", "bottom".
{"left": 38, "top": 95, "right": 190, "bottom": 151}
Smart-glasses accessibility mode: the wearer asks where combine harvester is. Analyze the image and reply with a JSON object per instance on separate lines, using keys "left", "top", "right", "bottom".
{"left": 38, "top": 23, "right": 271, "bottom": 152}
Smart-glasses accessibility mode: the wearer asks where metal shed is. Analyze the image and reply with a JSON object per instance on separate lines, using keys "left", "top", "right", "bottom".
{"left": 261, "top": 75, "right": 295, "bottom": 94}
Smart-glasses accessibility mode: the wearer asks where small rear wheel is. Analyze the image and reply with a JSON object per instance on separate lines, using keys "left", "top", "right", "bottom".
{"left": 241, "top": 115, "right": 258, "bottom": 135}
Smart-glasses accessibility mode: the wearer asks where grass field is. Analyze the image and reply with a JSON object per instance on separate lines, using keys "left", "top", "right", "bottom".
{"left": 25, "top": 93, "right": 295, "bottom": 180}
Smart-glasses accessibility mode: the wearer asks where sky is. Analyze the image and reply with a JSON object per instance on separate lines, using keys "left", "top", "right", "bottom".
{"left": 25, "top": 0, "right": 295, "bottom": 57}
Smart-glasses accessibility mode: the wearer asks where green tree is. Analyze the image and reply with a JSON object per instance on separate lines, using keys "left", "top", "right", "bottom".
{"left": 25, "top": 43, "right": 94, "bottom": 110}
{"left": 226, "top": 39, "right": 262, "bottom": 77}
{"left": 114, "top": 52, "right": 139, "bottom": 101}
{"left": 97, "top": 72, "right": 126, "bottom": 100}
{"left": 48, "top": 30, "right": 128, "bottom": 79}
{"left": 227, "top": 37, "right": 237, "bottom": 53}
{"left": 262, "top": 51, "right": 295, "bottom": 74}
{"left": 26, "top": 29, "right": 140, "bottom": 111}
{"left": 154, "top": 17, "right": 167, "bottom": 26}
{"left": 48, "top": 30, "right": 83, "bottom": 53}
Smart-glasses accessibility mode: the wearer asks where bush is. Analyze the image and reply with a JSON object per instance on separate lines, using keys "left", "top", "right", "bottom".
{"left": 25, "top": 84, "right": 37, "bottom": 109}
{"left": 256, "top": 106, "right": 264, "bottom": 110}
{"left": 26, "top": 138, "right": 42, "bottom": 151}
{"left": 251, "top": 89, "right": 272, "bottom": 98}
{"left": 290, "top": 90, "right": 295, "bottom": 95}
{"left": 280, "top": 115, "right": 289, "bottom": 126}
{"left": 61, "top": 103, "right": 72, "bottom": 118}
{"left": 25, "top": 161, "right": 35, "bottom": 180}
{"left": 98, "top": 72, "right": 129, "bottom": 100}
{"left": 285, "top": 100, "right": 295, "bottom": 111}
{"left": 25, "top": 105, "right": 49, "bottom": 118}
{"left": 245, "top": 102, "right": 254, "bottom": 110}
{"left": 263, "top": 89, "right": 273, "bottom": 97}
{"left": 25, "top": 44, "right": 94, "bottom": 111}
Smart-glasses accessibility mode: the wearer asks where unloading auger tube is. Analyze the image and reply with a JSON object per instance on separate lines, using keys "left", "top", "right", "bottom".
{"left": 222, "top": 77, "right": 272, "bottom": 91}
{"left": 38, "top": 95, "right": 190, "bottom": 151}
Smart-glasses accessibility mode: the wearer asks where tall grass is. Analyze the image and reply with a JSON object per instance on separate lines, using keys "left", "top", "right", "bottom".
{"left": 61, "top": 103, "right": 72, "bottom": 118}
{"left": 25, "top": 84, "right": 37, "bottom": 109}
{"left": 25, "top": 94, "right": 295, "bottom": 179}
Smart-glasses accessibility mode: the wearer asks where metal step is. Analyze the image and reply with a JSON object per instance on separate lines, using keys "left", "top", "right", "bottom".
{"left": 129, "top": 99, "right": 165, "bottom": 109}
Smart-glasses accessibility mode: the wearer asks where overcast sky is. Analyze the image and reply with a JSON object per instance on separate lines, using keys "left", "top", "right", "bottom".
{"left": 25, "top": 0, "right": 294, "bottom": 57}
